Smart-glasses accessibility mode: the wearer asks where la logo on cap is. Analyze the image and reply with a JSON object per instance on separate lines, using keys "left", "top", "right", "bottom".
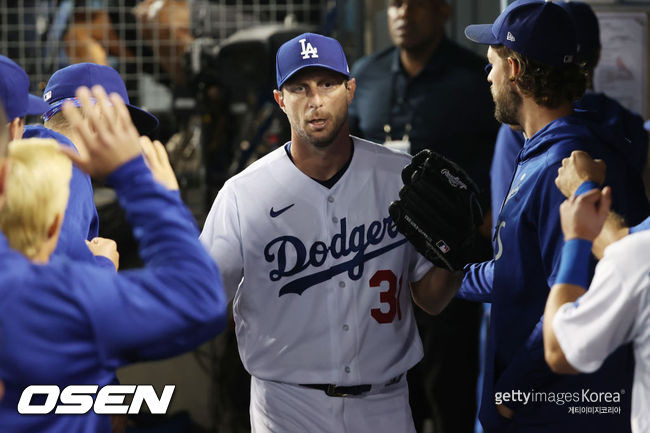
{"left": 506, "top": 32, "right": 516, "bottom": 42}
{"left": 299, "top": 38, "right": 319, "bottom": 59}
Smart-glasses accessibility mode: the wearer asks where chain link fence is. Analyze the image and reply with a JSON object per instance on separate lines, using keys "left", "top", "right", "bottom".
{"left": 0, "top": 0, "right": 329, "bottom": 110}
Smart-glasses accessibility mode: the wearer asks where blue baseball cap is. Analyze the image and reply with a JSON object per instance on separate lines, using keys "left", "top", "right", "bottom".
{"left": 465, "top": 0, "right": 577, "bottom": 66}
{"left": 0, "top": 55, "right": 49, "bottom": 121}
{"left": 43, "top": 63, "right": 159, "bottom": 134}
{"left": 558, "top": 1, "right": 600, "bottom": 58}
{"left": 276, "top": 33, "right": 350, "bottom": 89}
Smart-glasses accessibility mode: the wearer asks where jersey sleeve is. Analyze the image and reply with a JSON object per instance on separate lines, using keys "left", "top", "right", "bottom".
{"left": 200, "top": 182, "right": 244, "bottom": 302}
{"left": 456, "top": 260, "right": 494, "bottom": 302}
{"left": 73, "top": 156, "right": 228, "bottom": 366}
{"left": 553, "top": 258, "right": 637, "bottom": 373}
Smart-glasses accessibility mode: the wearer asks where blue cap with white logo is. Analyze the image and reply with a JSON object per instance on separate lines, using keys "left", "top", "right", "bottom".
{"left": 464, "top": 0, "right": 577, "bottom": 66}
{"left": 0, "top": 55, "right": 49, "bottom": 121}
{"left": 276, "top": 33, "right": 350, "bottom": 89}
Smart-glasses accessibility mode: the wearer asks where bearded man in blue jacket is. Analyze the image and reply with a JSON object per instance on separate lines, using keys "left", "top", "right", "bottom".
{"left": 489, "top": 1, "right": 648, "bottom": 221}
{"left": 416, "top": 1, "right": 648, "bottom": 432}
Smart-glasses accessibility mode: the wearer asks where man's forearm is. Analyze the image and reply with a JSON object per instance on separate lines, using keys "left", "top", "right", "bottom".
{"left": 410, "top": 267, "right": 464, "bottom": 315}
{"left": 543, "top": 283, "right": 585, "bottom": 374}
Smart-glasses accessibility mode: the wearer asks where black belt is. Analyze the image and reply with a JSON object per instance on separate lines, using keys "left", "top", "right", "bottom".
{"left": 300, "top": 374, "right": 403, "bottom": 397}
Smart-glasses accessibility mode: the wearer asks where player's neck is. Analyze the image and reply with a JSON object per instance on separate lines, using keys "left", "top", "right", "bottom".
{"left": 290, "top": 128, "right": 353, "bottom": 181}
{"left": 48, "top": 125, "right": 88, "bottom": 158}
{"left": 519, "top": 99, "right": 573, "bottom": 139}
{"left": 399, "top": 36, "right": 441, "bottom": 77}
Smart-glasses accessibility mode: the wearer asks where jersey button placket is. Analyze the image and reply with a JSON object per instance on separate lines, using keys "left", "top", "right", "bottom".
{"left": 328, "top": 196, "right": 337, "bottom": 223}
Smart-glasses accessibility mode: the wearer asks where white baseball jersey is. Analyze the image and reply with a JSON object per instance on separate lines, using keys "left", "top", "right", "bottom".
{"left": 553, "top": 230, "right": 650, "bottom": 433}
{"left": 200, "top": 136, "right": 432, "bottom": 386}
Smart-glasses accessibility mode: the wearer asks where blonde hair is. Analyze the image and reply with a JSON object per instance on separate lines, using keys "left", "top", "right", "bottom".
{"left": 0, "top": 138, "right": 72, "bottom": 259}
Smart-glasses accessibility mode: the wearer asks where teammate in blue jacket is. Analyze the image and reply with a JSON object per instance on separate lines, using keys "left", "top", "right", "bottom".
{"left": 442, "top": 1, "right": 648, "bottom": 431}
{"left": 489, "top": 1, "right": 648, "bottom": 220}
{"left": 24, "top": 63, "right": 159, "bottom": 269}
{"left": 0, "top": 56, "right": 114, "bottom": 267}
{"left": 0, "top": 86, "right": 227, "bottom": 433}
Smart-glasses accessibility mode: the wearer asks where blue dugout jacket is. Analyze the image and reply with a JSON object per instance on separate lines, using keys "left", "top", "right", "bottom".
{"left": 460, "top": 112, "right": 647, "bottom": 432}
{"left": 0, "top": 156, "right": 227, "bottom": 432}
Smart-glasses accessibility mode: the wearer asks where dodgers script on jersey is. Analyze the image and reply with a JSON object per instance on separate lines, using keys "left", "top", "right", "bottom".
{"left": 200, "top": 137, "right": 432, "bottom": 386}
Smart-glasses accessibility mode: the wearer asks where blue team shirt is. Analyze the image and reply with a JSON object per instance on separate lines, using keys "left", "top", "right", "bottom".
{"left": 461, "top": 113, "right": 644, "bottom": 432}
{"left": 0, "top": 156, "right": 227, "bottom": 432}
{"left": 21, "top": 125, "right": 114, "bottom": 268}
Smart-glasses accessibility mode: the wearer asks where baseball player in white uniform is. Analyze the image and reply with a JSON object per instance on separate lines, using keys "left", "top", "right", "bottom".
{"left": 200, "top": 33, "right": 457, "bottom": 432}
{"left": 543, "top": 151, "right": 650, "bottom": 433}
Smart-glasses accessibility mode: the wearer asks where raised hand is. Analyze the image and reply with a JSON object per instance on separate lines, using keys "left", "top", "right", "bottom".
{"left": 61, "top": 85, "right": 142, "bottom": 179}
{"left": 140, "top": 135, "right": 179, "bottom": 191}
{"left": 560, "top": 187, "right": 612, "bottom": 242}
{"left": 86, "top": 237, "right": 120, "bottom": 271}
{"left": 555, "top": 150, "right": 606, "bottom": 198}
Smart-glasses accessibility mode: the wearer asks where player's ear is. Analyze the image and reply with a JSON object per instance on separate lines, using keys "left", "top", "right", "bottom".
{"left": 345, "top": 78, "right": 356, "bottom": 104}
{"left": 48, "top": 212, "right": 63, "bottom": 239}
{"left": 273, "top": 89, "right": 286, "bottom": 112}
{"left": 506, "top": 56, "right": 519, "bottom": 81}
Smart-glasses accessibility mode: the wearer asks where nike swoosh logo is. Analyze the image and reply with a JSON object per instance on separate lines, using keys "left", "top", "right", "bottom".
{"left": 270, "top": 204, "right": 295, "bottom": 218}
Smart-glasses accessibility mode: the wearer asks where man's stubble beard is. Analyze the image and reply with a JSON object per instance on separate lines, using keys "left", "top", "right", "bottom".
{"left": 298, "top": 113, "right": 347, "bottom": 148}
{"left": 493, "top": 83, "right": 522, "bottom": 126}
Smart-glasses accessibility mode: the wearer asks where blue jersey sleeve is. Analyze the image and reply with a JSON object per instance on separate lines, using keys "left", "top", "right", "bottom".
{"left": 457, "top": 260, "right": 494, "bottom": 302}
{"left": 71, "top": 156, "right": 227, "bottom": 367}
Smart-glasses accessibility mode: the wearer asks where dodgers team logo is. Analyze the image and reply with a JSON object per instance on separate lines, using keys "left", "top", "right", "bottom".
{"left": 264, "top": 217, "right": 407, "bottom": 296}
{"left": 299, "top": 38, "right": 319, "bottom": 59}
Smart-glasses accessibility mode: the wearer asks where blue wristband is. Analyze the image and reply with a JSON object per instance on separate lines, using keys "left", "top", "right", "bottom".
{"left": 574, "top": 180, "right": 600, "bottom": 196}
{"left": 556, "top": 239, "right": 593, "bottom": 288}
